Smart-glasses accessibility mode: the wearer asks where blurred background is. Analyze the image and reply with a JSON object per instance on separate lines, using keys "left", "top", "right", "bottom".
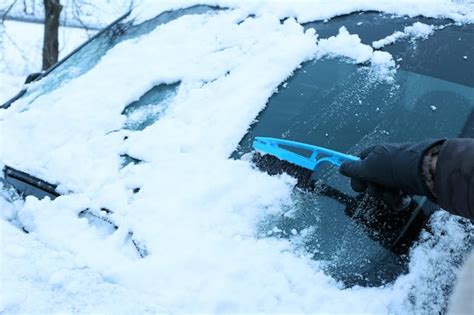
{"left": 0, "top": 0, "right": 137, "bottom": 103}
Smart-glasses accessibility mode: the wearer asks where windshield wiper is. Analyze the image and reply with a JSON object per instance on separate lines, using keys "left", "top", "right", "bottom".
{"left": 1, "top": 166, "right": 148, "bottom": 258}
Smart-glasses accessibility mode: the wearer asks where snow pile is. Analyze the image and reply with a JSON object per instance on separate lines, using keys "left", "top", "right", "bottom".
{"left": 316, "top": 27, "right": 396, "bottom": 80}
{"left": 0, "top": 218, "right": 164, "bottom": 314}
{"left": 1, "top": 11, "right": 317, "bottom": 189}
{"left": 389, "top": 211, "right": 474, "bottom": 314}
{"left": 316, "top": 26, "right": 374, "bottom": 63}
{"left": 372, "top": 22, "right": 436, "bottom": 49}
{"left": 1, "top": 10, "right": 333, "bottom": 313}
{"left": 1, "top": 1, "right": 474, "bottom": 314}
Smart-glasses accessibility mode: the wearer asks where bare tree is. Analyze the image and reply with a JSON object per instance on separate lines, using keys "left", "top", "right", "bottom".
{"left": 42, "top": 0, "right": 62, "bottom": 70}
{"left": 1, "top": 1, "right": 18, "bottom": 23}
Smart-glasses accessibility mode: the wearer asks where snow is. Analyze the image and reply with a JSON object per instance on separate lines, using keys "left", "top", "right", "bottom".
{"left": 373, "top": 31, "right": 407, "bottom": 49}
{"left": 405, "top": 21, "right": 436, "bottom": 38}
{"left": 130, "top": 0, "right": 474, "bottom": 25}
{"left": 0, "top": 20, "right": 91, "bottom": 104}
{"left": 317, "top": 26, "right": 374, "bottom": 64}
{"left": 0, "top": 0, "right": 134, "bottom": 28}
{"left": 0, "top": 218, "right": 164, "bottom": 314}
{"left": 372, "top": 22, "right": 436, "bottom": 49}
{"left": 0, "top": 73, "right": 23, "bottom": 104}
{"left": 316, "top": 27, "right": 396, "bottom": 80}
{"left": 1, "top": 1, "right": 474, "bottom": 314}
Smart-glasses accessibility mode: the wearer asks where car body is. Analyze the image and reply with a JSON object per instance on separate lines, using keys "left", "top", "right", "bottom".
{"left": 1, "top": 4, "right": 473, "bottom": 291}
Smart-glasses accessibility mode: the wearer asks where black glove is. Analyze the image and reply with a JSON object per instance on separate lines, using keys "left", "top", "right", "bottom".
{"left": 339, "top": 139, "right": 445, "bottom": 209}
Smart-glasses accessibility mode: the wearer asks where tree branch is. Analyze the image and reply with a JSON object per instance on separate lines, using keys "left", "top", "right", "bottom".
{"left": 1, "top": 0, "right": 18, "bottom": 24}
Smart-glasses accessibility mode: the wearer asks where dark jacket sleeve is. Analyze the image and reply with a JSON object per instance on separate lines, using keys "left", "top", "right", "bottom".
{"left": 434, "top": 138, "right": 474, "bottom": 221}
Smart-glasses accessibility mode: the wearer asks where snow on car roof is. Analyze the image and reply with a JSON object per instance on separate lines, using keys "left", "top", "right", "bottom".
{"left": 1, "top": 1, "right": 473, "bottom": 314}
{"left": 130, "top": 0, "right": 474, "bottom": 25}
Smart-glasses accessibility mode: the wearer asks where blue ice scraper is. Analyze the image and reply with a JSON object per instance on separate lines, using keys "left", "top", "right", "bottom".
{"left": 252, "top": 137, "right": 411, "bottom": 209}
{"left": 252, "top": 137, "right": 358, "bottom": 172}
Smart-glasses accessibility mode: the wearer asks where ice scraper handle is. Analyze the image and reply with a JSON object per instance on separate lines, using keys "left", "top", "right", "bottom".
{"left": 252, "top": 137, "right": 359, "bottom": 171}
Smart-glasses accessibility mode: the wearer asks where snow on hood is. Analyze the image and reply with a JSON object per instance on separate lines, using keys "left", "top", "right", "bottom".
{"left": 1, "top": 1, "right": 474, "bottom": 314}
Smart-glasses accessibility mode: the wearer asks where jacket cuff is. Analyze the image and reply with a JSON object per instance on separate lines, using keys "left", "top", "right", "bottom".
{"left": 415, "top": 139, "right": 446, "bottom": 201}
{"left": 434, "top": 138, "right": 474, "bottom": 221}
{"left": 421, "top": 144, "right": 442, "bottom": 200}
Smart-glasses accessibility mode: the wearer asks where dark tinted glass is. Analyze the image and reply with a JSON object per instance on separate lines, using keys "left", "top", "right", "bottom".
{"left": 234, "top": 14, "right": 474, "bottom": 286}
{"left": 304, "top": 13, "right": 473, "bottom": 87}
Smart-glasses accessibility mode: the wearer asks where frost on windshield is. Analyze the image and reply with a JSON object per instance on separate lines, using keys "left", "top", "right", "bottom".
{"left": 236, "top": 52, "right": 473, "bottom": 286}
{"left": 122, "top": 82, "right": 179, "bottom": 131}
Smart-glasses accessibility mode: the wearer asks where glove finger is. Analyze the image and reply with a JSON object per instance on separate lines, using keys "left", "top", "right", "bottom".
{"left": 357, "top": 146, "right": 374, "bottom": 159}
{"left": 382, "top": 189, "right": 411, "bottom": 210}
{"left": 351, "top": 178, "right": 368, "bottom": 192}
{"left": 367, "top": 183, "right": 384, "bottom": 200}
{"left": 339, "top": 160, "right": 366, "bottom": 180}
{"left": 396, "top": 142, "right": 414, "bottom": 150}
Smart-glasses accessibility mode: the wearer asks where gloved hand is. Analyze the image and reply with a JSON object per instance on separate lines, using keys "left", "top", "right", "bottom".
{"left": 339, "top": 139, "right": 445, "bottom": 209}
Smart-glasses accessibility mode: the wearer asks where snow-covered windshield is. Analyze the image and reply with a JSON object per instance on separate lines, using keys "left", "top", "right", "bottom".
{"left": 1, "top": 3, "right": 473, "bottom": 314}
{"left": 4, "top": 5, "right": 216, "bottom": 109}
{"left": 234, "top": 13, "right": 473, "bottom": 285}
{"left": 236, "top": 57, "right": 473, "bottom": 285}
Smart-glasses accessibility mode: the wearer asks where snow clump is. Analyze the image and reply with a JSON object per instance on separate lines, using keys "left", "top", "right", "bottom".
{"left": 316, "top": 27, "right": 396, "bottom": 81}
{"left": 372, "top": 22, "right": 435, "bottom": 49}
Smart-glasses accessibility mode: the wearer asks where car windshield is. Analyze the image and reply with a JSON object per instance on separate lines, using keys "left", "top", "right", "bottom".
{"left": 2, "top": 9, "right": 472, "bottom": 288}
{"left": 234, "top": 14, "right": 473, "bottom": 286}
{"left": 2, "top": 5, "right": 216, "bottom": 110}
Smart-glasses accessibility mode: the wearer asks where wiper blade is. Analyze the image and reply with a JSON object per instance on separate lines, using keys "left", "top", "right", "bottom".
{"left": 1, "top": 166, "right": 148, "bottom": 258}
{"left": 3, "top": 166, "right": 59, "bottom": 199}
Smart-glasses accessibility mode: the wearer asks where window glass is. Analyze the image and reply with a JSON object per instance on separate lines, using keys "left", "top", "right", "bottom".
{"left": 122, "top": 82, "right": 179, "bottom": 131}
{"left": 15, "top": 5, "right": 216, "bottom": 107}
{"left": 234, "top": 17, "right": 473, "bottom": 286}
{"left": 304, "top": 14, "right": 473, "bottom": 87}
